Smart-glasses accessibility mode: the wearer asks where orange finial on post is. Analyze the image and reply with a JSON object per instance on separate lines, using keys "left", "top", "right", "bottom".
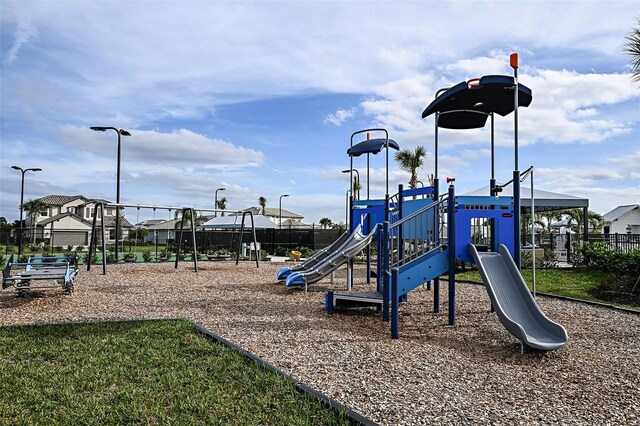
{"left": 510, "top": 53, "right": 519, "bottom": 69}
{"left": 366, "top": 132, "right": 370, "bottom": 140}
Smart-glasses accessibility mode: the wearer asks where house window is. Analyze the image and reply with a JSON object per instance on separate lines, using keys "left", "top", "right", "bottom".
{"left": 603, "top": 226, "right": 610, "bottom": 234}
{"left": 40, "top": 209, "right": 48, "bottom": 217}
{"left": 106, "top": 208, "right": 114, "bottom": 216}
{"left": 67, "top": 207, "right": 76, "bottom": 214}
{"left": 90, "top": 208, "right": 95, "bottom": 218}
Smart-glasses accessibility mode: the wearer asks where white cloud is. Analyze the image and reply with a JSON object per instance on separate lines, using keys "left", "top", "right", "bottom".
{"left": 325, "top": 108, "right": 356, "bottom": 126}
{"left": 61, "top": 126, "right": 264, "bottom": 168}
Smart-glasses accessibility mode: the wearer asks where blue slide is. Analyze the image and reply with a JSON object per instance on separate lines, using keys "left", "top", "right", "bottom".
{"left": 285, "top": 225, "right": 374, "bottom": 287}
{"left": 469, "top": 244, "right": 568, "bottom": 351}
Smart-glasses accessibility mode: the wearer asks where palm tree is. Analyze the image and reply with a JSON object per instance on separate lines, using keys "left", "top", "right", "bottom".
{"left": 216, "top": 197, "right": 227, "bottom": 217}
{"left": 319, "top": 217, "right": 333, "bottom": 229}
{"left": 562, "top": 209, "right": 604, "bottom": 234}
{"left": 173, "top": 209, "right": 203, "bottom": 229}
{"left": 258, "top": 197, "right": 267, "bottom": 215}
{"left": 625, "top": 18, "right": 640, "bottom": 84}
{"left": 395, "top": 145, "right": 427, "bottom": 189}
{"left": 539, "top": 210, "right": 563, "bottom": 233}
{"left": 352, "top": 177, "right": 361, "bottom": 200}
{"left": 22, "top": 199, "right": 47, "bottom": 244}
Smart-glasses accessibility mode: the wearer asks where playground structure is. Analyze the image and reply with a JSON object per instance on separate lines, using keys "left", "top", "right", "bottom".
{"left": 278, "top": 54, "right": 568, "bottom": 352}
{"left": 2, "top": 254, "right": 78, "bottom": 296}
{"left": 87, "top": 203, "right": 260, "bottom": 274}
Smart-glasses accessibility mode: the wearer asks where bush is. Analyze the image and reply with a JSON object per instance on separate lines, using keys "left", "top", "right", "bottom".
{"left": 82, "top": 253, "right": 99, "bottom": 265}
{"left": 274, "top": 246, "right": 288, "bottom": 256}
{"left": 106, "top": 252, "right": 117, "bottom": 264}
{"left": 18, "top": 255, "right": 29, "bottom": 263}
{"left": 293, "top": 246, "right": 314, "bottom": 258}
{"left": 142, "top": 251, "right": 152, "bottom": 262}
{"left": 66, "top": 245, "right": 74, "bottom": 252}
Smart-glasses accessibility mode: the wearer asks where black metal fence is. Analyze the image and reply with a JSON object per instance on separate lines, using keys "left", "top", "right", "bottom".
{"left": 0, "top": 227, "right": 347, "bottom": 255}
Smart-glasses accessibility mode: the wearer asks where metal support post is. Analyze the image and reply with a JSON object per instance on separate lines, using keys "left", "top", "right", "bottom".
{"left": 447, "top": 183, "right": 456, "bottom": 326}
{"left": 391, "top": 267, "right": 399, "bottom": 339}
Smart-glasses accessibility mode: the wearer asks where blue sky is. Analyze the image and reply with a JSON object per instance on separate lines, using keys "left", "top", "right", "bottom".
{"left": 1, "top": 1, "right": 639, "bottom": 225}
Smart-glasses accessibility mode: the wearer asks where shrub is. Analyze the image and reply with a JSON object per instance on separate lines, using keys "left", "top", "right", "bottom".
{"left": 67, "top": 245, "right": 74, "bottom": 252}
{"left": 82, "top": 253, "right": 99, "bottom": 265}
{"left": 18, "top": 254, "right": 29, "bottom": 263}
{"left": 106, "top": 252, "right": 117, "bottom": 264}
{"left": 142, "top": 251, "right": 152, "bottom": 262}
{"left": 274, "top": 246, "right": 288, "bottom": 256}
{"left": 293, "top": 246, "right": 314, "bottom": 258}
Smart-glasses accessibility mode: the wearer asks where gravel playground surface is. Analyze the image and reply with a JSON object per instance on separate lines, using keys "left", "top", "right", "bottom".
{"left": 1, "top": 261, "right": 638, "bottom": 425}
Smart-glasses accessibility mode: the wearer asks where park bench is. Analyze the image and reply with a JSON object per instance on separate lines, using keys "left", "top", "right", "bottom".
{"left": 2, "top": 254, "right": 78, "bottom": 296}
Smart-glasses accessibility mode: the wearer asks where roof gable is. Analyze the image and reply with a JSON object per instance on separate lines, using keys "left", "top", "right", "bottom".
{"left": 602, "top": 204, "right": 639, "bottom": 222}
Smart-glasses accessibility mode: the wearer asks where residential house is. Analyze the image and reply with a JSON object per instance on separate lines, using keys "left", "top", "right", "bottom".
{"left": 141, "top": 216, "right": 214, "bottom": 245}
{"left": 602, "top": 204, "right": 640, "bottom": 235}
{"left": 25, "top": 195, "right": 133, "bottom": 246}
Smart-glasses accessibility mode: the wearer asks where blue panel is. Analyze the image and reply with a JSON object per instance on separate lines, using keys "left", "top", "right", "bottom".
{"left": 353, "top": 199, "right": 386, "bottom": 207}
{"left": 453, "top": 197, "right": 516, "bottom": 262}
{"left": 402, "top": 186, "right": 434, "bottom": 198}
{"left": 351, "top": 204, "right": 385, "bottom": 234}
{"left": 396, "top": 249, "right": 449, "bottom": 296}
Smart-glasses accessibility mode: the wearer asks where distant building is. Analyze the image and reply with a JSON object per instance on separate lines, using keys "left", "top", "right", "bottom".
{"left": 25, "top": 195, "right": 133, "bottom": 245}
{"left": 231, "top": 207, "right": 309, "bottom": 228}
{"left": 602, "top": 204, "right": 640, "bottom": 234}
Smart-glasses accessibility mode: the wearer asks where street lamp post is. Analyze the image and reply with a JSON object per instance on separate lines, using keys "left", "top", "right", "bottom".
{"left": 279, "top": 194, "right": 290, "bottom": 229}
{"left": 11, "top": 166, "right": 42, "bottom": 256}
{"left": 90, "top": 126, "right": 131, "bottom": 262}
{"left": 214, "top": 187, "right": 226, "bottom": 217}
{"left": 342, "top": 169, "right": 360, "bottom": 200}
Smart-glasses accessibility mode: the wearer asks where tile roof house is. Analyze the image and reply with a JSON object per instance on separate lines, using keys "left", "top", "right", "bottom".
{"left": 25, "top": 195, "right": 132, "bottom": 245}
{"left": 602, "top": 204, "right": 640, "bottom": 234}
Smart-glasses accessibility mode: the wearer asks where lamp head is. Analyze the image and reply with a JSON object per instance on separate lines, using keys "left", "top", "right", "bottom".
{"left": 119, "top": 129, "right": 131, "bottom": 136}
{"left": 11, "top": 165, "right": 21, "bottom": 170}
{"left": 90, "top": 126, "right": 107, "bottom": 132}
{"left": 30, "top": 168, "right": 42, "bottom": 172}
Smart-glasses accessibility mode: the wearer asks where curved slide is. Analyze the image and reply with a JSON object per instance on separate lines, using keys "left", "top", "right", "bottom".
{"left": 276, "top": 230, "right": 352, "bottom": 281}
{"left": 285, "top": 226, "right": 374, "bottom": 287}
{"left": 469, "top": 244, "right": 568, "bottom": 351}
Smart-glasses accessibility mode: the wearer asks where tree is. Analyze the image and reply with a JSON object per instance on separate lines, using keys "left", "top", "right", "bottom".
{"left": 562, "top": 209, "right": 604, "bottom": 234}
{"left": 0, "top": 217, "right": 8, "bottom": 229}
{"left": 319, "top": 217, "right": 333, "bottom": 229}
{"left": 22, "top": 199, "right": 47, "bottom": 244}
{"left": 539, "top": 210, "right": 563, "bottom": 233}
{"left": 216, "top": 197, "right": 227, "bottom": 217}
{"left": 394, "top": 145, "right": 427, "bottom": 189}
{"left": 625, "top": 18, "right": 640, "bottom": 84}
{"left": 173, "top": 209, "right": 203, "bottom": 229}
{"left": 352, "top": 177, "right": 361, "bottom": 200}
{"left": 258, "top": 197, "right": 267, "bottom": 215}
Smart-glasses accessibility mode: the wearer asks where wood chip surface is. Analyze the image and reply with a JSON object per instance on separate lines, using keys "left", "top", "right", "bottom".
{"left": 1, "top": 262, "right": 638, "bottom": 425}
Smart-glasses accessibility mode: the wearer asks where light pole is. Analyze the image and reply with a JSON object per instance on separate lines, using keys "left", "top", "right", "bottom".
{"left": 279, "top": 194, "right": 289, "bottom": 229}
{"left": 214, "top": 187, "right": 226, "bottom": 217}
{"left": 342, "top": 169, "right": 360, "bottom": 200}
{"left": 90, "top": 126, "right": 131, "bottom": 262}
{"left": 11, "top": 166, "right": 42, "bottom": 256}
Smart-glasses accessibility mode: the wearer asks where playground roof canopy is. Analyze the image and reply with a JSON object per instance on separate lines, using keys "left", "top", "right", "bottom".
{"left": 201, "top": 215, "right": 277, "bottom": 229}
{"left": 347, "top": 138, "right": 400, "bottom": 157}
{"left": 421, "top": 75, "right": 533, "bottom": 129}
{"left": 464, "top": 185, "right": 588, "bottom": 212}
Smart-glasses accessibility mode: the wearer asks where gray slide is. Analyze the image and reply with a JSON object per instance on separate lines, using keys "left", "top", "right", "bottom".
{"left": 276, "top": 230, "right": 352, "bottom": 281}
{"left": 285, "top": 226, "right": 374, "bottom": 287}
{"left": 469, "top": 243, "right": 568, "bottom": 351}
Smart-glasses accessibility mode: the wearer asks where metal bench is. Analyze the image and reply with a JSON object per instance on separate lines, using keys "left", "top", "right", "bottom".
{"left": 2, "top": 255, "right": 78, "bottom": 296}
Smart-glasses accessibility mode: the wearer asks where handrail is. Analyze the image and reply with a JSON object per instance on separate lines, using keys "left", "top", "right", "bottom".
{"left": 385, "top": 196, "right": 449, "bottom": 269}
{"left": 389, "top": 196, "right": 447, "bottom": 230}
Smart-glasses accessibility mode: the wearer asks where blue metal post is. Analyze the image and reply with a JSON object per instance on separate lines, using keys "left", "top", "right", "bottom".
{"left": 382, "top": 221, "right": 390, "bottom": 322}
{"left": 376, "top": 223, "right": 383, "bottom": 292}
{"left": 366, "top": 213, "right": 371, "bottom": 284}
{"left": 391, "top": 267, "right": 399, "bottom": 339}
{"left": 432, "top": 177, "right": 439, "bottom": 306}
{"left": 398, "top": 184, "right": 404, "bottom": 265}
{"left": 325, "top": 291, "right": 334, "bottom": 314}
{"left": 447, "top": 183, "right": 456, "bottom": 325}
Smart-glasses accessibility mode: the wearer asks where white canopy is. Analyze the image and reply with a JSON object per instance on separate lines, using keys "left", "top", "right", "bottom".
{"left": 464, "top": 185, "right": 589, "bottom": 212}
{"left": 200, "top": 215, "right": 277, "bottom": 229}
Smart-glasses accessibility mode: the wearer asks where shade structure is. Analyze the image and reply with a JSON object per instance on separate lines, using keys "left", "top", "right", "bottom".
{"left": 200, "top": 215, "right": 277, "bottom": 229}
{"left": 347, "top": 138, "right": 400, "bottom": 157}
{"left": 422, "top": 75, "right": 533, "bottom": 129}
{"left": 464, "top": 185, "right": 588, "bottom": 212}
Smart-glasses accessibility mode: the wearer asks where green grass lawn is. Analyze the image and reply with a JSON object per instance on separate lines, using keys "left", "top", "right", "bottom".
{"left": 0, "top": 320, "right": 352, "bottom": 426}
{"left": 452, "top": 268, "right": 638, "bottom": 309}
